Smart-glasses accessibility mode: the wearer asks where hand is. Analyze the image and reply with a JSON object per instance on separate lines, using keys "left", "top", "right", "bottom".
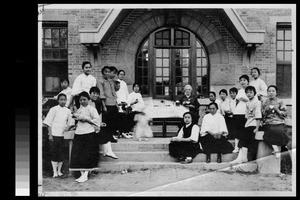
{"left": 48, "top": 135, "right": 54, "bottom": 142}
{"left": 253, "top": 128, "right": 259, "bottom": 133}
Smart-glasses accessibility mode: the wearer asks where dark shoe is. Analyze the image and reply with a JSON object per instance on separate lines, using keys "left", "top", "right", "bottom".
{"left": 206, "top": 154, "right": 211, "bottom": 163}
{"left": 217, "top": 153, "right": 222, "bottom": 163}
{"left": 178, "top": 156, "right": 185, "bottom": 162}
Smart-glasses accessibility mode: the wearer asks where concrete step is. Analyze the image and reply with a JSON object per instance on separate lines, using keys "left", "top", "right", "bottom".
{"left": 100, "top": 151, "right": 239, "bottom": 162}
{"left": 108, "top": 138, "right": 236, "bottom": 152}
{"left": 97, "top": 161, "right": 258, "bottom": 173}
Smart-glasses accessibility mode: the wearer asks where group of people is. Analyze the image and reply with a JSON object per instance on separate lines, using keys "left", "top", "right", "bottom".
{"left": 169, "top": 67, "right": 290, "bottom": 165}
{"left": 43, "top": 61, "right": 152, "bottom": 183}
{"left": 42, "top": 62, "right": 290, "bottom": 182}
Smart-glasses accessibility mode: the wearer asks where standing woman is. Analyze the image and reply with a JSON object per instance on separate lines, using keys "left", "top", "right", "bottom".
{"left": 179, "top": 84, "right": 200, "bottom": 125}
{"left": 69, "top": 91, "right": 100, "bottom": 183}
{"left": 262, "top": 85, "right": 290, "bottom": 158}
{"left": 232, "top": 75, "right": 249, "bottom": 153}
{"left": 169, "top": 112, "right": 201, "bottom": 164}
{"left": 250, "top": 67, "right": 268, "bottom": 101}
{"left": 200, "top": 102, "right": 234, "bottom": 163}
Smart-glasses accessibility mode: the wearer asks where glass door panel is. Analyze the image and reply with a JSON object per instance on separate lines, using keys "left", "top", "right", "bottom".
{"left": 155, "top": 48, "right": 171, "bottom": 99}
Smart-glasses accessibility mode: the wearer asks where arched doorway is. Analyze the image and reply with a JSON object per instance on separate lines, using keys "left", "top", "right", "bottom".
{"left": 136, "top": 27, "right": 209, "bottom": 100}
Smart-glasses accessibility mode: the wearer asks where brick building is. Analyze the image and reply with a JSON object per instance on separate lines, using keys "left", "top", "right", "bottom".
{"left": 40, "top": 6, "right": 293, "bottom": 102}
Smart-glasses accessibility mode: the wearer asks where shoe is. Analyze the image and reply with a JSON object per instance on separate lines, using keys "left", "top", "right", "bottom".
{"left": 206, "top": 154, "right": 211, "bottom": 163}
{"left": 232, "top": 148, "right": 239, "bottom": 153}
{"left": 105, "top": 153, "right": 118, "bottom": 159}
{"left": 75, "top": 176, "right": 88, "bottom": 183}
{"left": 53, "top": 174, "right": 58, "bottom": 178}
{"left": 58, "top": 172, "right": 63, "bottom": 177}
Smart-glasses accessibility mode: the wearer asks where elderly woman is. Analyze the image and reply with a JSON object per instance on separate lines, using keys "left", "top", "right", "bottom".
{"left": 179, "top": 85, "right": 200, "bottom": 125}
{"left": 200, "top": 102, "right": 234, "bottom": 163}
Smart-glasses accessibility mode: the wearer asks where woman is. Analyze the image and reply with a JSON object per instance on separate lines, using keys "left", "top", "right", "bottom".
{"left": 262, "top": 85, "right": 290, "bottom": 158}
{"left": 200, "top": 102, "right": 234, "bottom": 163}
{"left": 250, "top": 67, "right": 268, "bottom": 101}
{"left": 69, "top": 91, "right": 100, "bottom": 183}
{"left": 169, "top": 112, "right": 201, "bottom": 164}
{"left": 179, "top": 84, "right": 200, "bottom": 125}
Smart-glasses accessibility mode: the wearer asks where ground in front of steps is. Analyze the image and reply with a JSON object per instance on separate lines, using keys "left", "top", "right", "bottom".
{"left": 40, "top": 167, "right": 292, "bottom": 196}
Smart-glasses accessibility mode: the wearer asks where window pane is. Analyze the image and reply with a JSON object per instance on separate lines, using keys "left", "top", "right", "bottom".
{"left": 277, "top": 51, "right": 283, "bottom": 61}
{"left": 44, "top": 49, "right": 52, "bottom": 59}
{"left": 182, "top": 68, "right": 189, "bottom": 76}
{"left": 60, "top": 49, "right": 68, "bottom": 59}
{"left": 175, "top": 40, "right": 182, "bottom": 46}
{"left": 44, "top": 39, "right": 52, "bottom": 48}
{"left": 156, "top": 87, "right": 163, "bottom": 95}
{"left": 156, "top": 77, "right": 163, "bottom": 84}
{"left": 285, "top": 41, "right": 291, "bottom": 50}
{"left": 156, "top": 39, "right": 162, "bottom": 46}
{"left": 175, "top": 68, "right": 182, "bottom": 77}
{"left": 156, "top": 32, "right": 162, "bottom": 38}
{"left": 156, "top": 68, "right": 162, "bottom": 76}
{"left": 142, "top": 57, "right": 148, "bottom": 66}
{"left": 137, "top": 68, "right": 143, "bottom": 77}
{"left": 60, "top": 38, "right": 67, "bottom": 48}
{"left": 137, "top": 58, "right": 142, "bottom": 66}
{"left": 165, "top": 87, "right": 169, "bottom": 95}
{"left": 156, "top": 59, "right": 162, "bottom": 67}
{"left": 176, "top": 87, "right": 182, "bottom": 95}
{"left": 163, "top": 39, "right": 170, "bottom": 46}
{"left": 143, "top": 68, "right": 148, "bottom": 76}
{"left": 163, "top": 77, "right": 169, "bottom": 85}
{"left": 285, "top": 30, "right": 292, "bottom": 40}
{"left": 277, "top": 30, "right": 284, "bottom": 40}
{"left": 156, "top": 49, "right": 162, "bottom": 57}
{"left": 175, "top": 59, "right": 181, "bottom": 67}
{"left": 277, "top": 41, "right": 284, "bottom": 50}
{"left": 197, "top": 49, "right": 202, "bottom": 57}
{"left": 197, "top": 68, "right": 202, "bottom": 76}
{"left": 44, "top": 29, "right": 51, "bottom": 38}
{"left": 175, "top": 77, "right": 182, "bottom": 85}
{"left": 60, "top": 29, "right": 67, "bottom": 38}
{"left": 197, "top": 77, "right": 202, "bottom": 85}
{"left": 183, "top": 39, "right": 189, "bottom": 46}
{"left": 163, "top": 30, "right": 169, "bottom": 39}
{"left": 182, "top": 59, "right": 189, "bottom": 67}
{"left": 142, "top": 77, "right": 148, "bottom": 85}
{"left": 176, "top": 31, "right": 182, "bottom": 39}
{"left": 202, "top": 68, "right": 207, "bottom": 76}
{"left": 45, "top": 77, "right": 60, "bottom": 92}
{"left": 144, "top": 40, "right": 148, "bottom": 47}
{"left": 183, "top": 32, "right": 189, "bottom": 39}
{"left": 285, "top": 51, "right": 291, "bottom": 62}
{"left": 196, "top": 58, "right": 201, "bottom": 66}
{"left": 183, "top": 77, "right": 189, "bottom": 84}
{"left": 196, "top": 41, "right": 201, "bottom": 47}
{"left": 202, "top": 58, "right": 207, "bottom": 66}
{"left": 182, "top": 49, "right": 189, "bottom": 57}
{"left": 163, "top": 59, "right": 169, "bottom": 67}
{"left": 52, "top": 29, "right": 59, "bottom": 38}
{"left": 53, "top": 49, "right": 60, "bottom": 59}
{"left": 52, "top": 39, "right": 60, "bottom": 48}
{"left": 163, "top": 49, "right": 169, "bottom": 57}
{"left": 163, "top": 68, "right": 169, "bottom": 76}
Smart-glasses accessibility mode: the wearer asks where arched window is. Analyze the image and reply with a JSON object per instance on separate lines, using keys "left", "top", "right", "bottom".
{"left": 136, "top": 27, "right": 209, "bottom": 100}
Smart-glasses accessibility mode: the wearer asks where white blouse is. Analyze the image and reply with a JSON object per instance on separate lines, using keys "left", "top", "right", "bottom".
{"left": 176, "top": 123, "right": 200, "bottom": 142}
{"left": 71, "top": 74, "right": 97, "bottom": 96}
{"left": 200, "top": 113, "right": 228, "bottom": 137}
{"left": 43, "top": 105, "right": 74, "bottom": 137}
{"left": 116, "top": 79, "right": 129, "bottom": 103}
{"left": 250, "top": 77, "right": 268, "bottom": 97}
{"left": 127, "top": 92, "right": 145, "bottom": 112}
{"left": 54, "top": 87, "right": 72, "bottom": 106}
{"left": 219, "top": 98, "right": 230, "bottom": 116}
{"left": 234, "top": 88, "right": 248, "bottom": 115}
{"left": 75, "top": 105, "right": 100, "bottom": 135}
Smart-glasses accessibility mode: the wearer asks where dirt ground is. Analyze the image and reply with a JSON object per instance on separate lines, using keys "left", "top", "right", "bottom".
{"left": 40, "top": 167, "right": 293, "bottom": 196}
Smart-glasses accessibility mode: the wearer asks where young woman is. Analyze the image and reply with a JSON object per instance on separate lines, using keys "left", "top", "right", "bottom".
{"left": 250, "top": 67, "right": 268, "bottom": 101}
{"left": 230, "top": 86, "right": 261, "bottom": 164}
{"left": 169, "top": 112, "right": 201, "bottom": 164}
{"left": 232, "top": 75, "right": 249, "bottom": 153}
{"left": 200, "top": 102, "right": 234, "bottom": 163}
{"left": 262, "top": 85, "right": 290, "bottom": 158}
{"left": 69, "top": 91, "right": 101, "bottom": 183}
{"left": 179, "top": 84, "right": 200, "bottom": 125}
{"left": 43, "top": 93, "right": 74, "bottom": 178}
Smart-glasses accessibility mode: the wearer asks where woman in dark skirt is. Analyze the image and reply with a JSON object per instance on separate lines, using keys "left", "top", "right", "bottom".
{"left": 199, "top": 102, "right": 234, "bottom": 163}
{"left": 262, "top": 85, "right": 290, "bottom": 158}
{"left": 69, "top": 91, "right": 101, "bottom": 183}
{"left": 169, "top": 112, "right": 202, "bottom": 164}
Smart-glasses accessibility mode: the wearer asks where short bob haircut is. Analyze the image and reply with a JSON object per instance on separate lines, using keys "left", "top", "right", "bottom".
{"left": 117, "top": 69, "right": 125, "bottom": 76}
{"left": 219, "top": 89, "right": 228, "bottom": 96}
{"left": 239, "top": 74, "right": 249, "bottom": 83}
{"left": 109, "top": 66, "right": 118, "bottom": 73}
{"left": 229, "top": 87, "right": 238, "bottom": 94}
{"left": 183, "top": 111, "right": 193, "bottom": 119}
{"left": 89, "top": 86, "right": 100, "bottom": 94}
{"left": 208, "top": 102, "right": 219, "bottom": 110}
{"left": 245, "top": 86, "right": 257, "bottom": 96}
{"left": 267, "top": 85, "right": 278, "bottom": 93}
{"left": 78, "top": 91, "right": 90, "bottom": 100}
{"left": 101, "top": 66, "right": 111, "bottom": 74}
{"left": 60, "top": 77, "right": 69, "bottom": 85}
{"left": 132, "top": 82, "right": 140, "bottom": 90}
{"left": 57, "top": 93, "right": 67, "bottom": 101}
{"left": 209, "top": 91, "right": 216, "bottom": 97}
{"left": 251, "top": 67, "right": 261, "bottom": 76}
{"left": 82, "top": 61, "right": 92, "bottom": 69}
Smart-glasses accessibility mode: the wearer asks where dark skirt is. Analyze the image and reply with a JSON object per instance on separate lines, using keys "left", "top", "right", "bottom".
{"left": 232, "top": 115, "right": 247, "bottom": 139}
{"left": 225, "top": 114, "right": 235, "bottom": 140}
{"left": 50, "top": 136, "right": 68, "bottom": 162}
{"left": 238, "top": 126, "right": 259, "bottom": 160}
{"left": 99, "top": 105, "right": 119, "bottom": 143}
{"left": 200, "top": 134, "right": 234, "bottom": 154}
{"left": 169, "top": 141, "right": 202, "bottom": 158}
{"left": 263, "top": 124, "right": 290, "bottom": 147}
{"left": 70, "top": 132, "right": 99, "bottom": 171}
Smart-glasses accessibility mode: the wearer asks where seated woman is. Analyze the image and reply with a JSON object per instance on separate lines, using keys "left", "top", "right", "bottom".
{"left": 169, "top": 112, "right": 202, "bottom": 164}
{"left": 200, "top": 102, "right": 234, "bottom": 163}
{"left": 179, "top": 84, "right": 200, "bottom": 125}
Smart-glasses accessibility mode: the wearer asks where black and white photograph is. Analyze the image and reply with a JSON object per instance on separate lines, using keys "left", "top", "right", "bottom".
{"left": 38, "top": 4, "right": 296, "bottom": 196}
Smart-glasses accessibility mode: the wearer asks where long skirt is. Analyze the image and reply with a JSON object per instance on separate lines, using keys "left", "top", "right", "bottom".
{"left": 169, "top": 141, "right": 202, "bottom": 158}
{"left": 263, "top": 124, "right": 290, "bottom": 147}
{"left": 50, "top": 136, "right": 68, "bottom": 162}
{"left": 238, "top": 126, "right": 259, "bottom": 160}
{"left": 70, "top": 132, "right": 99, "bottom": 171}
{"left": 225, "top": 114, "right": 235, "bottom": 140}
{"left": 98, "top": 105, "right": 119, "bottom": 144}
{"left": 200, "top": 134, "right": 234, "bottom": 154}
{"left": 232, "top": 114, "right": 247, "bottom": 139}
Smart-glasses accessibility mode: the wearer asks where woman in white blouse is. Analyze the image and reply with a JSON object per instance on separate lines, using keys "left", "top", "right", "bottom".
{"left": 250, "top": 67, "right": 268, "bottom": 101}
{"left": 200, "top": 102, "right": 234, "bottom": 163}
{"left": 69, "top": 91, "right": 100, "bottom": 183}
